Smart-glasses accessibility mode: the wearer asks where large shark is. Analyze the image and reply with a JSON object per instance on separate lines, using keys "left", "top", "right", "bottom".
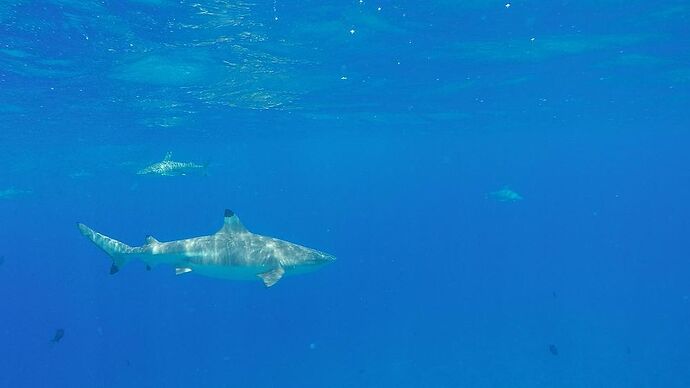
{"left": 77, "top": 210, "right": 335, "bottom": 287}
{"left": 137, "top": 151, "right": 206, "bottom": 176}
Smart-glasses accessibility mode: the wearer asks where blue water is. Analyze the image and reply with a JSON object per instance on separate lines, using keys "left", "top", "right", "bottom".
{"left": 2, "top": 1, "right": 690, "bottom": 386}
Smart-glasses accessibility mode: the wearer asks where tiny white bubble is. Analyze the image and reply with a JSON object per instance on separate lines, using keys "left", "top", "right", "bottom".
{"left": 377, "top": 6, "right": 382, "bottom": 11}
{"left": 505, "top": 3, "right": 511, "bottom": 8}
{"left": 349, "top": 29, "right": 356, "bottom": 34}
{"left": 340, "top": 76, "right": 348, "bottom": 80}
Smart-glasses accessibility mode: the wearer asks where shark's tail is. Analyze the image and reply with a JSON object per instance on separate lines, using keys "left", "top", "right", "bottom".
{"left": 201, "top": 160, "right": 212, "bottom": 177}
{"left": 77, "top": 223, "right": 134, "bottom": 274}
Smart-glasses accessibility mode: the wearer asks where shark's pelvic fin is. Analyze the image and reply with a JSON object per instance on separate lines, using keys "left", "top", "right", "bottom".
{"left": 163, "top": 151, "right": 173, "bottom": 161}
{"left": 258, "top": 267, "right": 285, "bottom": 288}
{"left": 219, "top": 209, "right": 248, "bottom": 234}
{"left": 110, "top": 264, "right": 120, "bottom": 275}
{"left": 145, "top": 235, "right": 160, "bottom": 244}
{"left": 176, "top": 267, "right": 192, "bottom": 275}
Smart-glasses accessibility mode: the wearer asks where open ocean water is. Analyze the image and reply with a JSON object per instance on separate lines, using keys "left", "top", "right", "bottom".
{"left": 1, "top": 1, "right": 689, "bottom": 387}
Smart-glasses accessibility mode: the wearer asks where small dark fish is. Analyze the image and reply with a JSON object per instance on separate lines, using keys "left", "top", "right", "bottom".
{"left": 51, "top": 329, "right": 65, "bottom": 344}
{"left": 549, "top": 344, "right": 559, "bottom": 356}
{"left": 552, "top": 291, "right": 557, "bottom": 298}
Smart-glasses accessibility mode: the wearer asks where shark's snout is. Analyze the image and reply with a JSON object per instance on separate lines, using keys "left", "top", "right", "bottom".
{"left": 319, "top": 252, "right": 336, "bottom": 264}
{"left": 303, "top": 250, "right": 336, "bottom": 267}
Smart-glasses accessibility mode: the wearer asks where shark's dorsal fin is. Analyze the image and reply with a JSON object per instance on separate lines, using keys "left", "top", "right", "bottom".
{"left": 220, "top": 209, "right": 248, "bottom": 234}
{"left": 163, "top": 151, "right": 173, "bottom": 161}
{"left": 145, "top": 235, "right": 160, "bottom": 244}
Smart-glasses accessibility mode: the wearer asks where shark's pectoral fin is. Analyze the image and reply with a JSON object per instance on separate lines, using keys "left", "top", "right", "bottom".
{"left": 258, "top": 267, "right": 285, "bottom": 288}
{"left": 110, "top": 264, "right": 120, "bottom": 275}
{"left": 175, "top": 267, "right": 192, "bottom": 275}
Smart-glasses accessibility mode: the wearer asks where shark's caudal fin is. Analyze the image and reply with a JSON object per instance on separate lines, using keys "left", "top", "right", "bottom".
{"left": 77, "top": 223, "right": 133, "bottom": 274}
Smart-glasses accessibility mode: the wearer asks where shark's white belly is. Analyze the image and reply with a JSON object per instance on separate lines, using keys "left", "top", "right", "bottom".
{"left": 186, "top": 263, "right": 270, "bottom": 280}
{"left": 183, "top": 261, "right": 317, "bottom": 280}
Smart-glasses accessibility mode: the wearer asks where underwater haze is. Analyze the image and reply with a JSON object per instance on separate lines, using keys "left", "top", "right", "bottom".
{"left": 1, "top": 0, "right": 690, "bottom": 387}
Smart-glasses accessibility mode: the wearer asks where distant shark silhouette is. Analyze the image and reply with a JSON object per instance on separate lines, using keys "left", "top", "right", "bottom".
{"left": 487, "top": 187, "right": 523, "bottom": 202}
{"left": 0, "top": 187, "right": 32, "bottom": 200}
{"left": 78, "top": 210, "right": 335, "bottom": 287}
{"left": 137, "top": 151, "right": 206, "bottom": 176}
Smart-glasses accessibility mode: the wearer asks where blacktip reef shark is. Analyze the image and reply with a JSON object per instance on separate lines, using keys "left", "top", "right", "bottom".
{"left": 77, "top": 210, "right": 335, "bottom": 287}
{"left": 487, "top": 187, "right": 523, "bottom": 202}
{"left": 0, "top": 187, "right": 32, "bottom": 200}
{"left": 137, "top": 151, "right": 206, "bottom": 176}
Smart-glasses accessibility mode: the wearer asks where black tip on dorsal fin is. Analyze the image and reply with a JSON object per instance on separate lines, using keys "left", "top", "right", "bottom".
{"left": 220, "top": 209, "right": 248, "bottom": 234}
{"left": 110, "top": 264, "right": 120, "bottom": 275}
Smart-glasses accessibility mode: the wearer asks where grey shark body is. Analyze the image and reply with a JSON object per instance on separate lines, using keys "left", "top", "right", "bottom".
{"left": 0, "top": 187, "right": 32, "bottom": 200}
{"left": 137, "top": 152, "right": 205, "bottom": 176}
{"left": 487, "top": 187, "right": 523, "bottom": 202}
{"left": 78, "top": 210, "right": 335, "bottom": 287}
